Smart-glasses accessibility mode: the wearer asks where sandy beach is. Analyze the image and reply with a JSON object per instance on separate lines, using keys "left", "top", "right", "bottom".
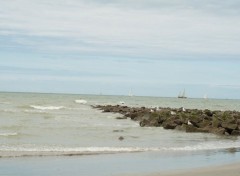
{"left": 144, "top": 162, "right": 240, "bottom": 176}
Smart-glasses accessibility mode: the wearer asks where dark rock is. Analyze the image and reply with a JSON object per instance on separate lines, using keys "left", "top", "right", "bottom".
{"left": 113, "top": 130, "right": 124, "bottom": 132}
{"left": 204, "top": 109, "right": 213, "bottom": 117}
{"left": 221, "top": 111, "right": 233, "bottom": 121}
{"left": 231, "top": 130, "right": 240, "bottom": 136}
{"left": 185, "top": 125, "right": 208, "bottom": 133}
{"left": 162, "top": 120, "right": 178, "bottom": 129}
{"left": 139, "top": 119, "right": 148, "bottom": 127}
{"left": 225, "top": 132, "right": 230, "bottom": 136}
{"left": 129, "top": 113, "right": 138, "bottom": 120}
{"left": 179, "top": 113, "right": 188, "bottom": 124}
{"left": 103, "top": 109, "right": 110, "bottom": 112}
{"left": 189, "top": 115, "right": 203, "bottom": 128}
{"left": 237, "top": 120, "right": 240, "bottom": 125}
{"left": 227, "top": 148, "right": 238, "bottom": 153}
{"left": 139, "top": 116, "right": 160, "bottom": 127}
{"left": 173, "top": 119, "right": 183, "bottom": 126}
{"left": 221, "top": 122, "right": 238, "bottom": 130}
{"left": 212, "top": 116, "right": 221, "bottom": 128}
{"left": 211, "top": 127, "right": 225, "bottom": 135}
{"left": 198, "top": 119, "right": 211, "bottom": 128}
{"left": 175, "top": 125, "right": 184, "bottom": 131}
{"left": 118, "top": 136, "right": 124, "bottom": 140}
{"left": 185, "top": 125, "right": 198, "bottom": 132}
{"left": 116, "top": 116, "right": 127, "bottom": 120}
{"left": 93, "top": 104, "right": 240, "bottom": 136}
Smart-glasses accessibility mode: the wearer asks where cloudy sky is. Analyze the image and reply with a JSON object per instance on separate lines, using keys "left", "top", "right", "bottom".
{"left": 0, "top": 0, "right": 240, "bottom": 99}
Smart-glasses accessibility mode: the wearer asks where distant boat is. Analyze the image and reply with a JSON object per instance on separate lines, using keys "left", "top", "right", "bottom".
{"left": 203, "top": 94, "right": 208, "bottom": 99}
{"left": 178, "top": 89, "right": 187, "bottom": 99}
{"left": 128, "top": 90, "right": 133, "bottom": 97}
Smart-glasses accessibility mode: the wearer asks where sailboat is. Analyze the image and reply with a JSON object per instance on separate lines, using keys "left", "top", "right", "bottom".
{"left": 128, "top": 89, "right": 133, "bottom": 97}
{"left": 178, "top": 89, "right": 187, "bottom": 99}
{"left": 203, "top": 94, "right": 208, "bottom": 99}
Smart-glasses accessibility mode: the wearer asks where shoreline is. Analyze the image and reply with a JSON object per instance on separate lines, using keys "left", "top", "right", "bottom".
{"left": 143, "top": 161, "right": 240, "bottom": 176}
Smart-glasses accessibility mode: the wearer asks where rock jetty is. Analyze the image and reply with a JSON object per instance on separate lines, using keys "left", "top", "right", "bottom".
{"left": 93, "top": 105, "right": 240, "bottom": 136}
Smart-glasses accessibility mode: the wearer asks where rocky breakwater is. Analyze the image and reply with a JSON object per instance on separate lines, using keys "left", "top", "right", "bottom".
{"left": 93, "top": 105, "right": 240, "bottom": 136}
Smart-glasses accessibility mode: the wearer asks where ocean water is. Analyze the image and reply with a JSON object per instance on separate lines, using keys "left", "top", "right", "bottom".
{"left": 0, "top": 92, "right": 240, "bottom": 176}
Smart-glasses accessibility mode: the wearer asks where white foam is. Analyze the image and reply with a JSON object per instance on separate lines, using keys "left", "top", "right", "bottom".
{"left": 2, "top": 140, "right": 240, "bottom": 153}
{"left": 24, "top": 109, "right": 47, "bottom": 113}
{"left": 75, "top": 99, "right": 87, "bottom": 104}
{"left": 1, "top": 141, "right": 240, "bottom": 157}
{"left": 30, "top": 105, "right": 64, "bottom": 110}
{"left": 0, "top": 132, "right": 18, "bottom": 137}
{"left": 0, "top": 146, "right": 158, "bottom": 153}
{"left": 168, "top": 141, "right": 240, "bottom": 151}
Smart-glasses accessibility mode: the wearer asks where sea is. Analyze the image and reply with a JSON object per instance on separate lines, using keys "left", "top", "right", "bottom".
{"left": 0, "top": 92, "right": 240, "bottom": 176}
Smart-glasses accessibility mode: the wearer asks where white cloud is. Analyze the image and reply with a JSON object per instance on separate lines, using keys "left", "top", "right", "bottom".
{"left": 1, "top": 0, "right": 240, "bottom": 58}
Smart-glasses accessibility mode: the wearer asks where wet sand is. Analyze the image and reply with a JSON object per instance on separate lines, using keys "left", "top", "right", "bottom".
{"left": 144, "top": 162, "right": 240, "bottom": 176}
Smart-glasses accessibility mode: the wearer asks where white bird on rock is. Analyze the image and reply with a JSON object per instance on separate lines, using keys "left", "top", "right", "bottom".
{"left": 188, "top": 120, "right": 192, "bottom": 125}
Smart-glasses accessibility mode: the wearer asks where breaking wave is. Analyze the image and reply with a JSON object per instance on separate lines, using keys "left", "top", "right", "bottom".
{"left": 75, "top": 99, "right": 87, "bottom": 104}
{"left": 30, "top": 105, "right": 65, "bottom": 110}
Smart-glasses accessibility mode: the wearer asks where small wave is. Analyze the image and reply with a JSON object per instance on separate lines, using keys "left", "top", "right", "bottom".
{"left": 0, "top": 102, "right": 10, "bottom": 104}
{"left": 30, "top": 105, "right": 64, "bottom": 110}
{"left": 75, "top": 99, "right": 87, "bottom": 104}
{"left": 1, "top": 140, "right": 240, "bottom": 158}
{"left": 0, "top": 109, "right": 17, "bottom": 113}
{"left": 0, "top": 146, "right": 158, "bottom": 157}
{"left": 24, "top": 109, "right": 48, "bottom": 114}
{"left": 0, "top": 132, "right": 18, "bottom": 137}
{"left": 168, "top": 140, "right": 240, "bottom": 151}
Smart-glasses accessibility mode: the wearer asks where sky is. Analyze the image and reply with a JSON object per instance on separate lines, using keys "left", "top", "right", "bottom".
{"left": 0, "top": 0, "right": 240, "bottom": 99}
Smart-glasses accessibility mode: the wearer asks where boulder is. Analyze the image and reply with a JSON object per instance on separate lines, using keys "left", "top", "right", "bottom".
{"left": 231, "top": 130, "right": 240, "bottom": 136}
{"left": 211, "top": 127, "right": 226, "bottom": 135}
{"left": 185, "top": 125, "right": 208, "bottom": 133}
{"left": 129, "top": 113, "right": 138, "bottom": 120}
{"left": 116, "top": 116, "right": 127, "bottom": 120}
{"left": 118, "top": 136, "right": 124, "bottom": 141}
{"left": 139, "top": 119, "right": 147, "bottom": 127}
{"left": 204, "top": 109, "right": 213, "bottom": 117}
{"left": 173, "top": 119, "right": 183, "bottom": 126}
{"left": 103, "top": 108, "right": 111, "bottom": 112}
{"left": 162, "top": 120, "right": 178, "bottom": 129}
{"left": 113, "top": 130, "right": 124, "bottom": 132}
{"left": 189, "top": 115, "right": 202, "bottom": 127}
{"left": 212, "top": 116, "right": 221, "bottom": 128}
{"left": 221, "top": 122, "right": 238, "bottom": 130}
{"left": 237, "top": 119, "right": 240, "bottom": 125}
{"left": 198, "top": 119, "right": 211, "bottom": 128}
{"left": 139, "top": 118, "right": 159, "bottom": 127}
{"left": 225, "top": 132, "right": 230, "bottom": 136}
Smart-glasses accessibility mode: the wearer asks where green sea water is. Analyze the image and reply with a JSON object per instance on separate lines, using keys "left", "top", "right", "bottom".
{"left": 0, "top": 92, "right": 240, "bottom": 175}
